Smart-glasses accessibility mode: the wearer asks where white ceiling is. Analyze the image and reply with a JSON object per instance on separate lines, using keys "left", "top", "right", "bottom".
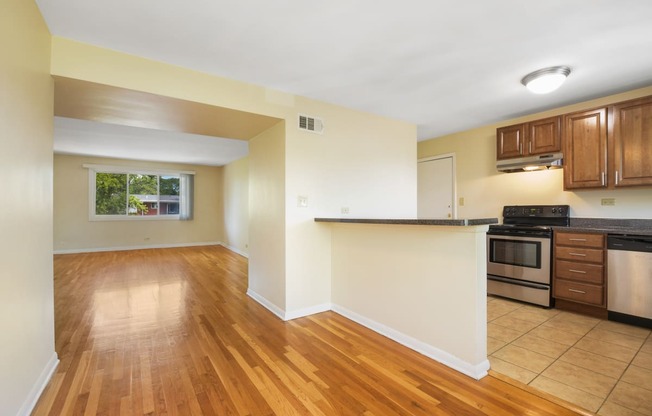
{"left": 54, "top": 117, "right": 248, "bottom": 166}
{"left": 39, "top": 0, "right": 652, "bottom": 164}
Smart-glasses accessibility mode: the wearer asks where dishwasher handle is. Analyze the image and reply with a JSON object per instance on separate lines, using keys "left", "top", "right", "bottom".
{"left": 607, "top": 235, "right": 652, "bottom": 253}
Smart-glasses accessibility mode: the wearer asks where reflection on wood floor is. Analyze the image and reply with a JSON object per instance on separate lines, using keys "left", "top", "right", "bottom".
{"left": 33, "top": 245, "right": 583, "bottom": 415}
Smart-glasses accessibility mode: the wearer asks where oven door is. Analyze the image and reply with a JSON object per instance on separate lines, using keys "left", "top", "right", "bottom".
{"left": 487, "top": 233, "right": 551, "bottom": 285}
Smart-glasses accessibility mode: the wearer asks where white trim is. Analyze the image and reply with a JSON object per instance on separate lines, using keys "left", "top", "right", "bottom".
{"left": 417, "top": 152, "right": 458, "bottom": 219}
{"left": 284, "top": 303, "right": 331, "bottom": 321}
{"left": 83, "top": 163, "right": 195, "bottom": 175}
{"left": 246, "top": 288, "right": 286, "bottom": 320}
{"left": 17, "top": 352, "right": 59, "bottom": 416}
{"left": 331, "top": 303, "right": 489, "bottom": 380}
{"left": 222, "top": 244, "right": 249, "bottom": 258}
{"left": 245, "top": 289, "right": 331, "bottom": 321}
{"left": 89, "top": 214, "right": 181, "bottom": 222}
{"left": 53, "top": 241, "right": 222, "bottom": 255}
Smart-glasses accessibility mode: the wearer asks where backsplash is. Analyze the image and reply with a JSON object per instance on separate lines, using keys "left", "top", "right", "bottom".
{"left": 570, "top": 217, "right": 652, "bottom": 229}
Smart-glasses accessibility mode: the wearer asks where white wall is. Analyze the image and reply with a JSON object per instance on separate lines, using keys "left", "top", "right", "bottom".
{"left": 223, "top": 156, "right": 249, "bottom": 256}
{"left": 418, "top": 85, "right": 652, "bottom": 220}
{"left": 0, "top": 1, "right": 57, "bottom": 415}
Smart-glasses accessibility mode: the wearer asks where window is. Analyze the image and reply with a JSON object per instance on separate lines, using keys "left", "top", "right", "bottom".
{"left": 85, "top": 165, "right": 194, "bottom": 221}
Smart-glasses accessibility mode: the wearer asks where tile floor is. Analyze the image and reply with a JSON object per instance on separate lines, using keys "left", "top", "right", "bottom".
{"left": 487, "top": 295, "right": 652, "bottom": 415}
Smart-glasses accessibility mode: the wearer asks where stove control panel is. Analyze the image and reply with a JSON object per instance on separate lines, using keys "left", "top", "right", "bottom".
{"left": 503, "top": 205, "right": 570, "bottom": 218}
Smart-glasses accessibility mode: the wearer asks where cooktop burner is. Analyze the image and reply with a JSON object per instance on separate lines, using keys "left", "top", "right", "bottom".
{"left": 488, "top": 205, "right": 570, "bottom": 236}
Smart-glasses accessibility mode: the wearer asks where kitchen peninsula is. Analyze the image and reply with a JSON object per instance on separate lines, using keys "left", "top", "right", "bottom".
{"left": 315, "top": 217, "right": 497, "bottom": 379}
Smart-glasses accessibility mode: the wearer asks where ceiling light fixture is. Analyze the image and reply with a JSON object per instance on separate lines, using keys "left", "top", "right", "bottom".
{"left": 521, "top": 66, "right": 571, "bottom": 94}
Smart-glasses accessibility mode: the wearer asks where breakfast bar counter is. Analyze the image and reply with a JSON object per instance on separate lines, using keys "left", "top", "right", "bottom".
{"left": 315, "top": 217, "right": 498, "bottom": 226}
{"left": 315, "top": 217, "right": 497, "bottom": 380}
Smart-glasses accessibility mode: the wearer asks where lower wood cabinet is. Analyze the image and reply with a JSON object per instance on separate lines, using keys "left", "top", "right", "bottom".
{"left": 553, "top": 231, "right": 606, "bottom": 314}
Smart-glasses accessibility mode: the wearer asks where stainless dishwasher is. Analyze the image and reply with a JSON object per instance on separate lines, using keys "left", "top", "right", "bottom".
{"left": 607, "top": 234, "right": 652, "bottom": 329}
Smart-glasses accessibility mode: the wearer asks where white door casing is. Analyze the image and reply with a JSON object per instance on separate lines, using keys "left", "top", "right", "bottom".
{"left": 417, "top": 154, "right": 456, "bottom": 219}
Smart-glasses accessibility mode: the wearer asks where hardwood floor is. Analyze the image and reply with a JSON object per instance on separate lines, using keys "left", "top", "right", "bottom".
{"left": 33, "top": 245, "right": 584, "bottom": 415}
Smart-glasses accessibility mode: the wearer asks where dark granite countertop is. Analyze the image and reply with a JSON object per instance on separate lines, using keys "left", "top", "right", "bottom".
{"left": 314, "top": 218, "right": 498, "bottom": 226}
{"left": 554, "top": 218, "right": 652, "bottom": 236}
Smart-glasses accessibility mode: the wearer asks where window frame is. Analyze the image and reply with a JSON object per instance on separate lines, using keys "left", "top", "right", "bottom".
{"left": 85, "top": 164, "right": 194, "bottom": 222}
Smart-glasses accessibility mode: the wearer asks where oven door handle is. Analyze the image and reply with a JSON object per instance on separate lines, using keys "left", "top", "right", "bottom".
{"left": 487, "top": 275, "right": 550, "bottom": 290}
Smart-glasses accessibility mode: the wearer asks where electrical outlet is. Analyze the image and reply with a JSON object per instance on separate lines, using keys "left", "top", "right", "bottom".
{"left": 297, "top": 195, "right": 308, "bottom": 208}
{"left": 341, "top": 207, "right": 350, "bottom": 214}
{"left": 459, "top": 197, "right": 465, "bottom": 207}
{"left": 601, "top": 198, "right": 616, "bottom": 206}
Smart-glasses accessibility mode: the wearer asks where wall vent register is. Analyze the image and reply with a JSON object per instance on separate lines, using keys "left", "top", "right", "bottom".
{"left": 298, "top": 114, "right": 324, "bottom": 134}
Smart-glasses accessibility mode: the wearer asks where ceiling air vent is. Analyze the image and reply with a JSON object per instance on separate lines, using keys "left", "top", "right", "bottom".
{"left": 298, "top": 114, "right": 324, "bottom": 134}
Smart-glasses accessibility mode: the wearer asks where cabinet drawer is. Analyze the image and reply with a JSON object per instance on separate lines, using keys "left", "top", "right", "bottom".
{"left": 555, "top": 232, "right": 604, "bottom": 248}
{"left": 555, "top": 260, "right": 603, "bottom": 284}
{"left": 554, "top": 280, "right": 604, "bottom": 306}
{"left": 555, "top": 246, "right": 604, "bottom": 264}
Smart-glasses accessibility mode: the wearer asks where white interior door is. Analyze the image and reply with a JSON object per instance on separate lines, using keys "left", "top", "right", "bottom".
{"left": 417, "top": 155, "right": 455, "bottom": 219}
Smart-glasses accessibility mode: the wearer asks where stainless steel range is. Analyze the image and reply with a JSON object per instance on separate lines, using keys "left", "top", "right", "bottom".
{"left": 487, "top": 205, "right": 570, "bottom": 307}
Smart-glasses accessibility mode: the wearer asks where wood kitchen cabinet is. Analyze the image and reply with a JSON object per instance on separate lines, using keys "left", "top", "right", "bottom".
{"left": 496, "top": 116, "right": 561, "bottom": 160}
{"left": 563, "top": 108, "right": 608, "bottom": 189}
{"left": 612, "top": 95, "right": 652, "bottom": 187}
{"left": 553, "top": 231, "right": 607, "bottom": 318}
{"left": 563, "top": 94, "right": 652, "bottom": 190}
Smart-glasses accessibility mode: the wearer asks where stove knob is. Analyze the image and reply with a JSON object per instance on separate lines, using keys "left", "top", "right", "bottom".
{"left": 552, "top": 208, "right": 557, "bottom": 214}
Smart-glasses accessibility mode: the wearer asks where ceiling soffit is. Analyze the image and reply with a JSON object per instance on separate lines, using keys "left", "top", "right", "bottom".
{"left": 53, "top": 76, "right": 282, "bottom": 140}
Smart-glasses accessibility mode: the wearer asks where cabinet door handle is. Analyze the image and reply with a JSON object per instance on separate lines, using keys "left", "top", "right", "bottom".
{"left": 569, "top": 269, "right": 587, "bottom": 274}
{"left": 520, "top": 142, "right": 523, "bottom": 155}
{"left": 615, "top": 170, "right": 619, "bottom": 185}
{"left": 601, "top": 172, "right": 605, "bottom": 186}
{"left": 569, "top": 238, "right": 587, "bottom": 242}
{"left": 529, "top": 141, "right": 532, "bottom": 154}
{"left": 568, "top": 288, "right": 587, "bottom": 294}
{"left": 569, "top": 252, "right": 586, "bottom": 257}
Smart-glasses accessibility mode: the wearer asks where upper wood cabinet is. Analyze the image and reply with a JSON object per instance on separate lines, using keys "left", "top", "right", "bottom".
{"left": 496, "top": 124, "right": 526, "bottom": 159}
{"left": 563, "top": 94, "right": 652, "bottom": 190}
{"left": 563, "top": 108, "right": 608, "bottom": 190}
{"left": 529, "top": 117, "right": 562, "bottom": 155}
{"left": 497, "top": 116, "right": 561, "bottom": 160}
{"left": 612, "top": 96, "right": 652, "bottom": 187}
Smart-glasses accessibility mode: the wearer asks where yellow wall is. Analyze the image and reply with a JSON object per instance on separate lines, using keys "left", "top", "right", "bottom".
{"left": 284, "top": 103, "right": 418, "bottom": 315}
{"left": 329, "top": 223, "right": 489, "bottom": 378}
{"left": 53, "top": 154, "right": 224, "bottom": 252}
{"left": 223, "top": 156, "right": 249, "bottom": 256}
{"left": 50, "top": 38, "right": 418, "bottom": 317}
{"left": 248, "top": 122, "right": 286, "bottom": 310}
{"left": 0, "top": 1, "right": 57, "bottom": 414}
{"left": 418, "top": 85, "right": 652, "bottom": 219}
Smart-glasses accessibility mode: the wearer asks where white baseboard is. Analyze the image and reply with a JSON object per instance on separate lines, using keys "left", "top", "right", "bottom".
{"left": 222, "top": 244, "right": 249, "bottom": 258}
{"left": 331, "top": 304, "right": 489, "bottom": 380}
{"left": 285, "top": 303, "right": 331, "bottom": 321}
{"left": 17, "top": 352, "right": 59, "bottom": 416}
{"left": 246, "top": 288, "right": 286, "bottom": 320}
{"left": 53, "top": 241, "right": 222, "bottom": 255}
{"left": 246, "top": 289, "right": 330, "bottom": 321}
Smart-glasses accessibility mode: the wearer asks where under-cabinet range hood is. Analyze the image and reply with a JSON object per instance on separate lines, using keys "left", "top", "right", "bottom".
{"left": 497, "top": 153, "right": 563, "bottom": 173}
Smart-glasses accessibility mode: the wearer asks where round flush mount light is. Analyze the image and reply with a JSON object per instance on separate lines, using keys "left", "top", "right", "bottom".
{"left": 521, "top": 66, "right": 571, "bottom": 94}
